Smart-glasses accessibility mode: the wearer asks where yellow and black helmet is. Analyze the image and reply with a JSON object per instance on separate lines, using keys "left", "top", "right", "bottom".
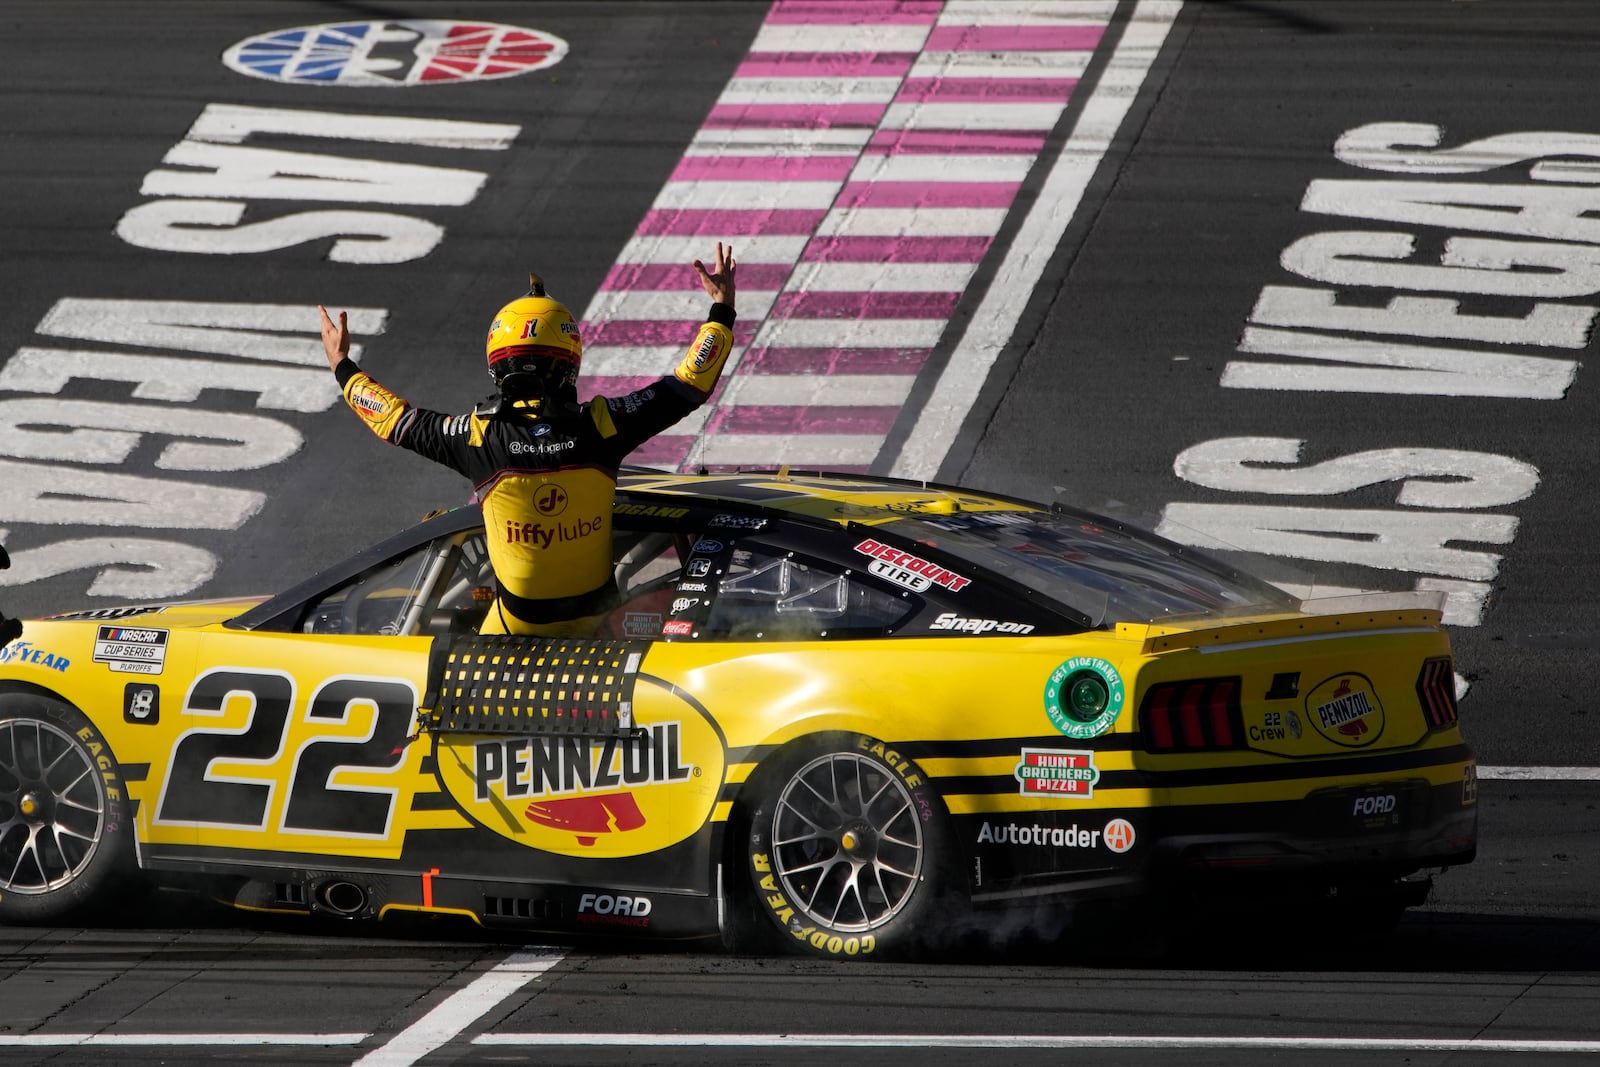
{"left": 485, "top": 273, "right": 582, "bottom": 397}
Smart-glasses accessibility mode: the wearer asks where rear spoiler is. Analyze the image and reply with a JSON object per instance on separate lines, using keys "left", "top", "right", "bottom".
{"left": 1117, "top": 606, "right": 1445, "bottom": 655}
{"left": 0, "top": 544, "right": 21, "bottom": 652}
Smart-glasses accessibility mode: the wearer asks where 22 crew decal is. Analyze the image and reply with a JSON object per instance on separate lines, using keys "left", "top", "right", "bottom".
{"left": 154, "top": 668, "right": 417, "bottom": 839}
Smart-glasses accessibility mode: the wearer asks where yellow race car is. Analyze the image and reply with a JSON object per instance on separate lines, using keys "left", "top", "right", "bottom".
{"left": 0, "top": 470, "right": 1476, "bottom": 958}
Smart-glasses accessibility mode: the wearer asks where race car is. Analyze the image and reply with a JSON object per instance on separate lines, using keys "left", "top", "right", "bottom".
{"left": 0, "top": 469, "right": 1477, "bottom": 959}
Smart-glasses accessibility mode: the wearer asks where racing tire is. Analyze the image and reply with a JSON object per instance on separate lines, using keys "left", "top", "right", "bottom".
{"left": 0, "top": 695, "right": 135, "bottom": 924}
{"left": 735, "top": 735, "right": 961, "bottom": 961}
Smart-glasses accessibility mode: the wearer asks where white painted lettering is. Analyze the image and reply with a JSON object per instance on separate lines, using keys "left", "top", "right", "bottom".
{"left": 0, "top": 458, "right": 263, "bottom": 530}
{"left": 116, "top": 200, "right": 445, "bottom": 264}
{"left": 0, "top": 347, "right": 339, "bottom": 412}
{"left": 0, "top": 527, "right": 216, "bottom": 598}
{"left": 1157, "top": 503, "right": 1516, "bottom": 582}
{"left": 0, "top": 398, "right": 302, "bottom": 471}
{"left": 1226, "top": 327, "right": 1578, "bottom": 399}
{"left": 36, "top": 299, "right": 387, "bottom": 365}
{"left": 1172, "top": 437, "right": 1539, "bottom": 509}
{"left": 141, "top": 142, "right": 491, "bottom": 206}
{"left": 1250, "top": 285, "right": 1596, "bottom": 349}
{"left": 1304, "top": 180, "right": 1600, "bottom": 244}
{"left": 1282, "top": 231, "right": 1600, "bottom": 298}
{"left": 185, "top": 103, "right": 520, "bottom": 152}
{"left": 1334, "top": 121, "right": 1600, "bottom": 181}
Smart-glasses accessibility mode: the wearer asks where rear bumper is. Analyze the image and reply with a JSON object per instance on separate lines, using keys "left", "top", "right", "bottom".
{"left": 966, "top": 774, "right": 1478, "bottom": 906}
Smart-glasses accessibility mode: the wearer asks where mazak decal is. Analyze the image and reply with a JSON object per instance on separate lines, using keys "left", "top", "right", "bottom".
{"left": 1013, "top": 749, "right": 1099, "bottom": 798}
{"left": 224, "top": 20, "right": 569, "bottom": 87}
{"left": 853, "top": 538, "right": 970, "bottom": 593}
{"left": 93, "top": 625, "right": 168, "bottom": 675}
{"left": 1306, "top": 672, "right": 1385, "bottom": 747}
{"left": 435, "top": 699, "right": 725, "bottom": 859}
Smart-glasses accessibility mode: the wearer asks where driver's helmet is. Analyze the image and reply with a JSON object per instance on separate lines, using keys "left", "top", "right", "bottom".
{"left": 485, "top": 273, "right": 582, "bottom": 398}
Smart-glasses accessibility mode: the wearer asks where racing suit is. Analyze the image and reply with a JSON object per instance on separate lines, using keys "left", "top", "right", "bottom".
{"left": 331, "top": 302, "right": 734, "bottom": 636}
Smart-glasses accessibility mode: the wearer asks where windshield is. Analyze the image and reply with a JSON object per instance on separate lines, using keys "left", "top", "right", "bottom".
{"left": 883, "top": 508, "right": 1298, "bottom": 627}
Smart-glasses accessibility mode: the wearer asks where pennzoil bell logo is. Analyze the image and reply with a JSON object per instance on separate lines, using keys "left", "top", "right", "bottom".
{"left": 1306, "top": 672, "right": 1385, "bottom": 748}
{"left": 435, "top": 706, "right": 725, "bottom": 859}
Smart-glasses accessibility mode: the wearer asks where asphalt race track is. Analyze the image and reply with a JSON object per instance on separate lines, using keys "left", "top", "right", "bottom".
{"left": 3, "top": 1, "right": 1600, "bottom": 1063}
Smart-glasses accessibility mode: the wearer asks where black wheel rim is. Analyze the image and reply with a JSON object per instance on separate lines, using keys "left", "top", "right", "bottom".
{"left": 770, "top": 752, "right": 923, "bottom": 933}
{"left": 0, "top": 718, "right": 107, "bottom": 894}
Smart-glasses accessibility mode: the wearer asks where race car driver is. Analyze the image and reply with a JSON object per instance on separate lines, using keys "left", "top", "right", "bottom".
{"left": 317, "top": 242, "right": 736, "bottom": 636}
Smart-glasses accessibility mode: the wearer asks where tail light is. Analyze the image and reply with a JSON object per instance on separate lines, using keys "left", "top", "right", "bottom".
{"left": 1416, "top": 656, "right": 1458, "bottom": 729}
{"left": 1140, "top": 677, "right": 1244, "bottom": 753}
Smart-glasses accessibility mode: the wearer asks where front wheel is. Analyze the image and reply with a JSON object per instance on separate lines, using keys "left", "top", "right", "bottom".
{"left": 739, "top": 737, "right": 959, "bottom": 960}
{"left": 0, "top": 697, "right": 134, "bottom": 923}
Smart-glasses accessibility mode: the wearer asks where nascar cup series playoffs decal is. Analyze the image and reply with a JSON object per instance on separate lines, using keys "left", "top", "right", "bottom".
{"left": 224, "top": 21, "right": 568, "bottom": 87}
{"left": 1043, "top": 657, "right": 1125, "bottom": 739}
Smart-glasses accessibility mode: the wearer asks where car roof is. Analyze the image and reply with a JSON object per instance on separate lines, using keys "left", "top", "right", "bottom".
{"left": 616, "top": 467, "right": 1040, "bottom": 526}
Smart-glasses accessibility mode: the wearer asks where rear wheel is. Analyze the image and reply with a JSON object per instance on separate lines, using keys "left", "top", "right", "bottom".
{"left": 0, "top": 697, "right": 133, "bottom": 923}
{"left": 737, "top": 736, "right": 959, "bottom": 960}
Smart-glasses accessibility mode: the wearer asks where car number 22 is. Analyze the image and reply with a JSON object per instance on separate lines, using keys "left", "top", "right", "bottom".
{"left": 153, "top": 668, "right": 418, "bottom": 839}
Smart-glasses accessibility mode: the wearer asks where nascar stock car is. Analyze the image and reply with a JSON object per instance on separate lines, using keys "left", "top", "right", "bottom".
{"left": 0, "top": 470, "right": 1477, "bottom": 959}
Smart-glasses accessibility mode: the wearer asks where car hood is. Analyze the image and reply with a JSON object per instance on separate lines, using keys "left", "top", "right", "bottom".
{"left": 41, "top": 595, "right": 271, "bottom": 630}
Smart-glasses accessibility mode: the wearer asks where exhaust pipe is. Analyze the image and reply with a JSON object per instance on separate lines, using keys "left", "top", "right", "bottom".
{"left": 316, "top": 880, "right": 369, "bottom": 917}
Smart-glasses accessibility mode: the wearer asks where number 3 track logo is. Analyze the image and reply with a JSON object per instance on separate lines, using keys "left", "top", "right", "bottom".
{"left": 153, "top": 669, "right": 417, "bottom": 840}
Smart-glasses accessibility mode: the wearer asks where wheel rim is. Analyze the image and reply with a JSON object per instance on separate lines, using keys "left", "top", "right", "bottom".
{"left": 770, "top": 751, "right": 924, "bottom": 933}
{"left": 0, "top": 718, "right": 107, "bottom": 895}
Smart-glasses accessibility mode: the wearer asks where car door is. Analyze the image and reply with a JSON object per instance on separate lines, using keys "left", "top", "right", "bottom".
{"left": 139, "top": 528, "right": 493, "bottom": 870}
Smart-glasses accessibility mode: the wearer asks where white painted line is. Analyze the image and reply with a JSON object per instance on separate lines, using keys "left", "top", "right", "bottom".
{"left": 939, "top": 0, "right": 1121, "bottom": 25}
{"left": 752, "top": 317, "right": 948, "bottom": 349}
{"left": 613, "top": 234, "right": 811, "bottom": 265}
{"left": 891, "top": 0, "right": 1184, "bottom": 481}
{"left": 847, "top": 153, "right": 1041, "bottom": 185}
{"left": 353, "top": 948, "right": 565, "bottom": 1067}
{"left": 879, "top": 101, "right": 1069, "bottom": 131}
{"left": 652, "top": 180, "right": 843, "bottom": 212}
{"left": 720, "top": 76, "right": 904, "bottom": 106}
{"left": 701, "top": 433, "right": 885, "bottom": 467}
{"left": 1478, "top": 766, "right": 1600, "bottom": 781}
{"left": 0, "top": 1034, "right": 367, "bottom": 1047}
{"left": 475, "top": 1033, "right": 1600, "bottom": 1053}
{"left": 909, "top": 51, "right": 1094, "bottom": 79}
{"left": 815, "top": 206, "right": 1011, "bottom": 237}
{"left": 587, "top": 288, "right": 779, "bottom": 321}
{"left": 749, "top": 24, "right": 933, "bottom": 54}
{"left": 786, "top": 260, "right": 980, "bottom": 292}
{"left": 689, "top": 128, "right": 873, "bottom": 155}
{"left": 722, "top": 374, "right": 915, "bottom": 406}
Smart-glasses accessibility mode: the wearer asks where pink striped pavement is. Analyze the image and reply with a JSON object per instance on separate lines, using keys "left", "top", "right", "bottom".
{"left": 579, "top": 0, "right": 1118, "bottom": 473}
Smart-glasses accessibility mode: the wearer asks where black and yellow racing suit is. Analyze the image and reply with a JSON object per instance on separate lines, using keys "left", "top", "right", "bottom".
{"left": 332, "top": 302, "right": 734, "bottom": 635}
